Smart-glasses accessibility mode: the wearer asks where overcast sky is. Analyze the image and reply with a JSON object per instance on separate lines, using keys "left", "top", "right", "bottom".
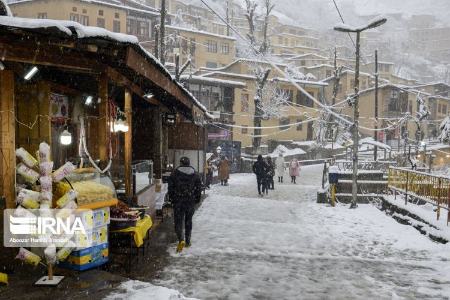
{"left": 274, "top": 0, "right": 450, "bottom": 28}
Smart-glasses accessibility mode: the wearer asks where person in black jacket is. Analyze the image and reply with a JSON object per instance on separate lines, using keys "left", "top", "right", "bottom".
{"left": 266, "top": 156, "right": 275, "bottom": 190}
{"left": 253, "top": 155, "right": 269, "bottom": 196}
{"left": 168, "top": 157, "right": 202, "bottom": 252}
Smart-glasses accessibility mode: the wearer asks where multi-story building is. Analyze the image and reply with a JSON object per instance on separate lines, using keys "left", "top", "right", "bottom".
{"left": 9, "top": 0, "right": 159, "bottom": 43}
{"left": 195, "top": 59, "right": 327, "bottom": 147}
{"left": 165, "top": 25, "right": 236, "bottom": 69}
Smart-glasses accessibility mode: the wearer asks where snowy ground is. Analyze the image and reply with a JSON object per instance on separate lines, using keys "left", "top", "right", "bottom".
{"left": 107, "top": 165, "right": 450, "bottom": 300}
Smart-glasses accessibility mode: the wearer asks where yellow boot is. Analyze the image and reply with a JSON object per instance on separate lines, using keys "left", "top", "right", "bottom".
{"left": 176, "top": 240, "right": 185, "bottom": 253}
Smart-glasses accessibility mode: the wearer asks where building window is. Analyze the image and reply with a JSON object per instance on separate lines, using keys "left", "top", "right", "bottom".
{"left": 82, "top": 8, "right": 87, "bottom": 14}
{"left": 113, "top": 20, "right": 121, "bottom": 33}
{"left": 438, "top": 103, "right": 442, "bottom": 113}
{"left": 443, "top": 104, "right": 448, "bottom": 114}
{"left": 137, "top": 21, "right": 149, "bottom": 37}
{"left": 300, "top": 60, "right": 306, "bottom": 66}
{"left": 80, "top": 15, "right": 89, "bottom": 26}
{"left": 221, "top": 42, "right": 229, "bottom": 54}
{"left": 115, "top": 12, "right": 120, "bottom": 19}
{"left": 296, "top": 118, "right": 303, "bottom": 131}
{"left": 279, "top": 117, "right": 290, "bottom": 130}
{"left": 296, "top": 91, "right": 314, "bottom": 107}
{"left": 70, "top": 13, "right": 79, "bottom": 22}
{"left": 126, "top": 19, "right": 133, "bottom": 34}
{"left": 241, "top": 94, "right": 249, "bottom": 112}
{"left": 206, "top": 62, "right": 218, "bottom": 68}
{"left": 190, "top": 38, "right": 196, "bottom": 55}
{"left": 207, "top": 40, "right": 218, "bottom": 53}
{"left": 326, "top": 70, "right": 332, "bottom": 77}
{"left": 37, "top": 13, "right": 47, "bottom": 19}
{"left": 97, "top": 18, "right": 105, "bottom": 28}
{"left": 72, "top": 7, "right": 77, "bottom": 12}
{"left": 241, "top": 125, "right": 248, "bottom": 134}
{"left": 98, "top": 10, "right": 104, "bottom": 16}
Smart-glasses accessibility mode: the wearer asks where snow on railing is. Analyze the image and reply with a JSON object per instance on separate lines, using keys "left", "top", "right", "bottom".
{"left": 388, "top": 167, "right": 450, "bottom": 224}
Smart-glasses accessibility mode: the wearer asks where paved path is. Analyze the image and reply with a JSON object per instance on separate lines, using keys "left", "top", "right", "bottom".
{"left": 151, "top": 165, "right": 450, "bottom": 299}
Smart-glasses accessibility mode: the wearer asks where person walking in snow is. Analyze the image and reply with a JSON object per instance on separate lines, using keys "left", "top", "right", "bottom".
{"left": 266, "top": 156, "right": 275, "bottom": 190}
{"left": 253, "top": 155, "right": 269, "bottom": 196}
{"left": 275, "top": 153, "right": 286, "bottom": 183}
{"left": 218, "top": 156, "right": 230, "bottom": 186}
{"left": 289, "top": 158, "right": 301, "bottom": 184}
{"left": 168, "top": 157, "right": 202, "bottom": 253}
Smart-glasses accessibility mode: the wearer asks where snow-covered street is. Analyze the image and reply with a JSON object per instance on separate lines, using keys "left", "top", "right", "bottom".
{"left": 108, "top": 165, "right": 450, "bottom": 300}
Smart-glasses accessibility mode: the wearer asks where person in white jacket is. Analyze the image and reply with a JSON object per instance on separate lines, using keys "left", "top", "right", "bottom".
{"left": 275, "top": 153, "right": 286, "bottom": 183}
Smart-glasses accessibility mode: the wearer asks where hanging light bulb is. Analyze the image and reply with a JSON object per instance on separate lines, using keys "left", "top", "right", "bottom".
{"left": 60, "top": 129, "right": 72, "bottom": 145}
{"left": 85, "top": 95, "right": 93, "bottom": 105}
{"left": 0, "top": 61, "right": 5, "bottom": 71}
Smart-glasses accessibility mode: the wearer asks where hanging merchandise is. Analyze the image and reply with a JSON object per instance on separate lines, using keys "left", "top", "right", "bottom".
{"left": 13, "top": 142, "right": 78, "bottom": 286}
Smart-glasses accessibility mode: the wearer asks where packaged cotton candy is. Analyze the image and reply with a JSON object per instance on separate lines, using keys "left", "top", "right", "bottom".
{"left": 39, "top": 142, "right": 51, "bottom": 162}
{"left": 44, "top": 244, "right": 57, "bottom": 264}
{"left": 16, "top": 189, "right": 40, "bottom": 209}
{"left": 56, "top": 240, "right": 76, "bottom": 261}
{"left": 39, "top": 191, "right": 53, "bottom": 205}
{"left": 17, "top": 163, "right": 39, "bottom": 184}
{"left": 39, "top": 203, "right": 53, "bottom": 218}
{"left": 52, "top": 162, "right": 76, "bottom": 182}
{"left": 16, "top": 147, "right": 38, "bottom": 168}
{"left": 16, "top": 247, "right": 41, "bottom": 267}
{"left": 14, "top": 205, "right": 36, "bottom": 219}
{"left": 40, "top": 176, "right": 52, "bottom": 193}
{"left": 56, "top": 190, "right": 77, "bottom": 208}
{"left": 39, "top": 162, "right": 54, "bottom": 177}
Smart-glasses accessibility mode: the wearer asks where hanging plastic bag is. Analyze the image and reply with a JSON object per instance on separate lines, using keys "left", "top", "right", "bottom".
{"left": 56, "top": 241, "right": 76, "bottom": 261}
{"left": 16, "top": 148, "right": 38, "bottom": 168}
{"left": 16, "top": 247, "right": 41, "bottom": 267}
{"left": 0, "top": 272, "right": 8, "bottom": 285}
{"left": 17, "top": 163, "right": 39, "bottom": 184}
{"left": 56, "top": 190, "right": 77, "bottom": 208}
{"left": 16, "top": 189, "right": 40, "bottom": 209}
{"left": 39, "top": 142, "right": 51, "bottom": 163}
{"left": 39, "top": 162, "right": 54, "bottom": 177}
{"left": 44, "top": 244, "right": 57, "bottom": 265}
{"left": 52, "top": 162, "right": 76, "bottom": 182}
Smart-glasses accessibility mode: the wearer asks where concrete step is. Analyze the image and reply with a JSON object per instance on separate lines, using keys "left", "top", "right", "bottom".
{"left": 335, "top": 193, "right": 384, "bottom": 204}
{"left": 336, "top": 180, "right": 388, "bottom": 194}
{"left": 336, "top": 171, "right": 385, "bottom": 181}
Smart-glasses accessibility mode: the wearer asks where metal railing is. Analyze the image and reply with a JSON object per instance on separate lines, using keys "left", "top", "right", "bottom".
{"left": 336, "top": 160, "right": 396, "bottom": 172}
{"left": 388, "top": 167, "right": 450, "bottom": 223}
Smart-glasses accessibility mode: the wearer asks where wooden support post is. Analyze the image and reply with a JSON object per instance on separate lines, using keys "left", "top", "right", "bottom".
{"left": 124, "top": 89, "right": 133, "bottom": 200}
{"left": 0, "top": 70, "right": 16, "bottom": 209}
{"left": 152, "top": 108, "right": 163, "bottom": 180}
{"left": 98, "top": 74, "right": 109, "bottom": 162}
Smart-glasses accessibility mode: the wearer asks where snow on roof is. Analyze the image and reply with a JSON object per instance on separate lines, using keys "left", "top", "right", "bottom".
{"left": 271, "top": 77, "right": 328, "bottom": 87}
{"left": 334, "top": 15, "right": 387, "bottom": 33}
{"left": 180, "top": 75, "right": 246, "bottom": 88}
{"left": 359, "top": 137, "right": 391, "bottom": 151}
{"left": 0, "top": 15, "right": 139, "bottom": 42}
{"left": 269, "top": 145, "right": 305, "bottom": 158}
{"left": 202, "top": 71, "right": 257, "bottom": 81}
{"left": 412, "top": 82, "right": 450, "bottom": 89}
{"left": 166, "top": 25, "right": 236, "bottom": 40}
{"left": 304, "top": 64, "right": 335, "bottom": 69}
{"left": 278, "top": 32, "right": 319, "bottom": 40}
{"left": 288, "top": 53, "right": 328, "bottom": 60}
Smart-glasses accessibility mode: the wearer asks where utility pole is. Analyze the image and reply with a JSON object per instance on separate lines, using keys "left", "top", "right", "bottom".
{"left": 374, "top": 49, "right": 379, "bottom": 161}
{"left": 226, "top": 0, "right": 231, "bottom": 36}
{"left": 334, "top": 17, "right": 387, "bottom": 209}
{"left": 154, "top": 25, "right": 159, "bottom": 59}
{"left": 159, "top": 0, "right": 166, "bottom": 65}
{"left": 351, "top": 31, "right": 361, "bottom": 209}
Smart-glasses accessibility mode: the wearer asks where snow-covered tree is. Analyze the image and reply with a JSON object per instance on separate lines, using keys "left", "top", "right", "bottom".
{"left": 439, "top": 116, "right": 450, "bottom": 143}
{"left": 243, "top": 0, "right": 275, "bottom": 150}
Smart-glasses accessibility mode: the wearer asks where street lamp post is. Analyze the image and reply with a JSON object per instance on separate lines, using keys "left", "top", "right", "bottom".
{"left": 334, "top": 17, "right": 387, "bottom": 209}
